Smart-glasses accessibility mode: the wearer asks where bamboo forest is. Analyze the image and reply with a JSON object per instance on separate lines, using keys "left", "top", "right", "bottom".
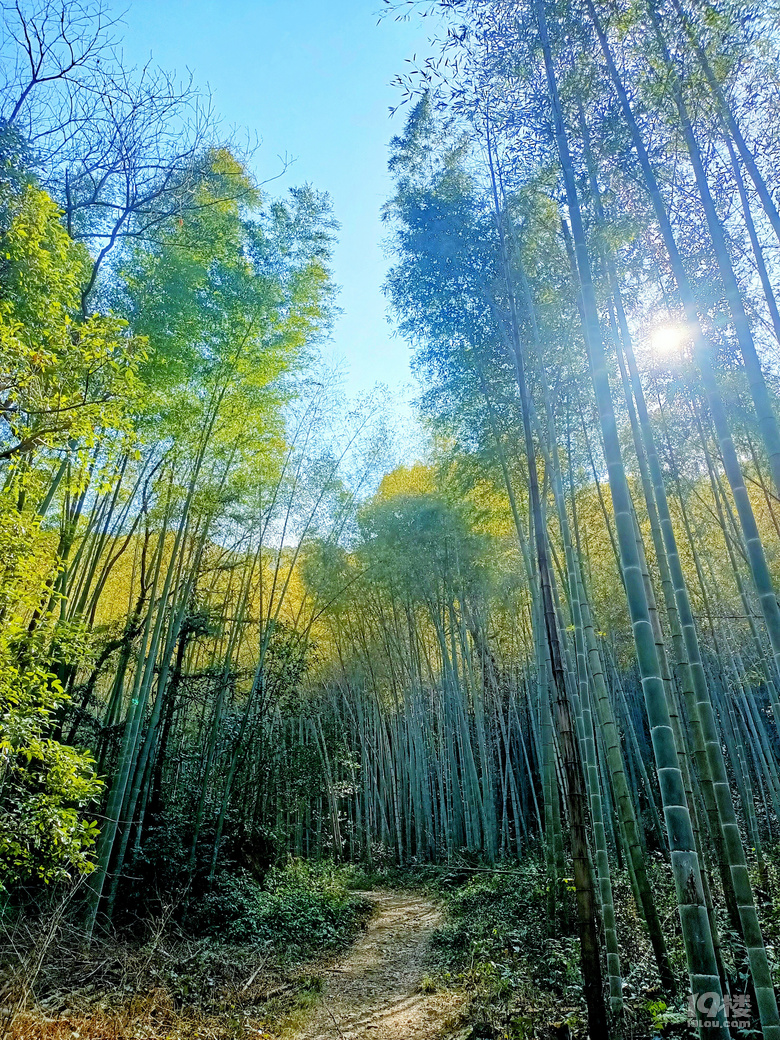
{"left": 7, "top": 0, "right": 780, "bottom": 1037}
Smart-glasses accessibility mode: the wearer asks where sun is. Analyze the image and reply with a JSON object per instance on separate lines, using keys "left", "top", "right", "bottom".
{"left": 649, "top": 322, "right": 689, "bottom": 357}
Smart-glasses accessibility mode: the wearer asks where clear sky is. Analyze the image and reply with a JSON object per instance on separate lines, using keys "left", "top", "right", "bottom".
{"left": 118, "top": 0, "right": 432, "bottom": 408}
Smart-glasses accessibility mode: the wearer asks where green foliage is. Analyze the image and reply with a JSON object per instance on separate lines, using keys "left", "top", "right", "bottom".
{"left": 433, "top": 865, "right": 581, "bottom": 999}
{"left": 116, "top": 150, "right": 335, "bottom": 468}
{"left": 185, "top": 860, "right": 371, "bottom": 956}
{"left": 0, "top": 703, "right": 101, "bottom": 889}
{"left": 0, "top": 182, "right": 142, "bottom": 459}
{"left": 0, "top": 491, "right": 102, "bottom": 889}
{"left": 357, "top": 487, "right": 491, "bottom": 614}
{"left": 0, "top": 165, "right": 127, "bottom": 894}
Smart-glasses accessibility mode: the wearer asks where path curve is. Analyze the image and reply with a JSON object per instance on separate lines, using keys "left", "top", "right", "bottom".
{"left": 286, "top": 891, "right": 465, "bottom": 1040}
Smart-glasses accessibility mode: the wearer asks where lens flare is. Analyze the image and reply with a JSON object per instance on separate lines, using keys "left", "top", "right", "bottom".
{"left": 649, "top": 322, "right": 688, "bottom": 357}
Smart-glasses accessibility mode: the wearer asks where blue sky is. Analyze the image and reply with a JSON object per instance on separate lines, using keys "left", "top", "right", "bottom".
{"left": 119, "top": 0, "right": 432, "bottom": 407}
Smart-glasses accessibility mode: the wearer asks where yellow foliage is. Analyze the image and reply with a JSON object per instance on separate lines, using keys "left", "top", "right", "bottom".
{"left": 376, "top": 462, "right": 435, "bottom": 499}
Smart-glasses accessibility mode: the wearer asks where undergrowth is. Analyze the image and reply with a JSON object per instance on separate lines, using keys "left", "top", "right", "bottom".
{"left": 1, "top": 859, "right": 372, "bottom": 1039}
{"left": 429, "top": 862, "right": 586, "bottom": 1039}
{"left": 10, "top": 854, "right": 778, "bottom": 1039}
{"left": 185, "top": 859, "right": 371, "bottom": 956}
{"left": 421, "top": 858, "right": 692, "bottom": 1040}
{"left": 415, "top": 852, "right": 780, "bottom": 1040}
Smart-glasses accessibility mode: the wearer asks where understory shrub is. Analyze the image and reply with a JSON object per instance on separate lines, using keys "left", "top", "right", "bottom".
{"left": 433, "top": 863, "right": 581, "bottom": 999}
{"left": 186, "top": 859, "right": 372, "bottom": 955}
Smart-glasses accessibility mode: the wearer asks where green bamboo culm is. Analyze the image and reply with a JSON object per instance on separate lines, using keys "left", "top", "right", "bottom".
{"left": 533, "top": 0, "right": 728, "bottom": 1028}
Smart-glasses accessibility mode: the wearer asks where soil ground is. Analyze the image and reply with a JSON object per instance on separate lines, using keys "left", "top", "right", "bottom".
{"left": 285, "top": 890, "right": 467, "bottom": 1040}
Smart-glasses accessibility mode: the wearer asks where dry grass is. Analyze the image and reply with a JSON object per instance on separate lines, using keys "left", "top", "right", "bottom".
{"left": 0, "top": 908, "right": 295, "bottom": 1040}
{"left": 8, "top": 989, "right": 271, "bottom": 1040}
{"left": 8, "top": 1008, "right": 278, "bottom": 1039}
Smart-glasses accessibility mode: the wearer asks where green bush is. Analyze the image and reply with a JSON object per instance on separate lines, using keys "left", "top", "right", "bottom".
{"left": 0, "top": 495, "right": 103, "bottom": 892}
{"left": 186, "top": 860, "right": 372, "bottom": 956}
{"left": 434, "top": 864, "right": 581, "bottom": 997}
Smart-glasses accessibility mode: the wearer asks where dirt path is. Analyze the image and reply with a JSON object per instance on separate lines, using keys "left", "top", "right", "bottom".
{"left": 286, "top": 891, "right": 466, "bottom": 1040}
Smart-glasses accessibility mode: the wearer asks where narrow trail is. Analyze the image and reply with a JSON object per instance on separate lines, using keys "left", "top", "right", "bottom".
{"left": 286, "top": 891, "right": 466, "bottom": 1040}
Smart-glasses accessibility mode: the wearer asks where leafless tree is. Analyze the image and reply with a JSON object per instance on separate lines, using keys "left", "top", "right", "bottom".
{"left": 1, "top": 0, "right": 118, "bottom": 129}
{"left": 0, "top": 1, "right": 240, "bottom": 309}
